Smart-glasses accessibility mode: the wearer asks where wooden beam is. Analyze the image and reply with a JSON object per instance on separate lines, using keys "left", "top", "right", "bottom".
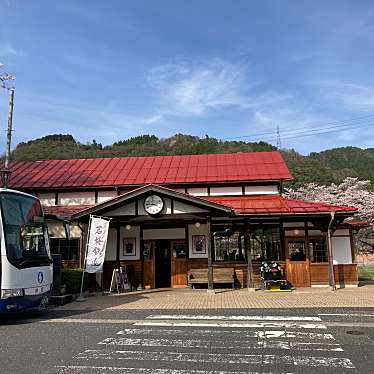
{"left": 245, "top": 219, "right": 254, "bottom": 290}
{"left": 207, "top": 217, "right": 214, "bottom": 293}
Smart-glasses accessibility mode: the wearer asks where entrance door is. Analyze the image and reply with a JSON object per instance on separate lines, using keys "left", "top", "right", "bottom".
{"left": 155, "top": 240, "right": 171, "bottom": 288}
{"left": 171, "top": 240, "right": 188, "bottom": 288}
{"left": 286, "top": 239, "right": 311, "bottom": 287}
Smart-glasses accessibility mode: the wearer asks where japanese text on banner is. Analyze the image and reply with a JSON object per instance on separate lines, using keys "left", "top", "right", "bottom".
{"left": 85, "top": 216, "right": 110, "bottom": 273}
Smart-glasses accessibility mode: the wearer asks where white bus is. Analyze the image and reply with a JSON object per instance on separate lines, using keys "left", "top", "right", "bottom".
{"left": 0, "top": 189, "right": 52, "bottom": 312}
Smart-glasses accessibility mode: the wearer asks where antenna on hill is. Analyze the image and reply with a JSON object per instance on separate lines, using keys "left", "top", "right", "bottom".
{"left": 276, "top": 125, "right": 282, "bottom": 150}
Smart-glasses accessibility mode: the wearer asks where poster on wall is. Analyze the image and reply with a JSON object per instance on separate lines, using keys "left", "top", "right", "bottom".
{"left": 192, "top": 235, "right": 206, "bottom": 254}
{"left": 123, "top": 238, "right": 136, "bottom": 257}
{"left": 85, "top": 216, "right": 110, "bottom": 273}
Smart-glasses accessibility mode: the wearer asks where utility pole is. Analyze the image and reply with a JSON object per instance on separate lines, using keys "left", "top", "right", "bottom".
{"left": 2, "top": 88, "right": 15, "bottom": 188}
{"left": 0, "top": 64, "right": 16, "bottom": 188}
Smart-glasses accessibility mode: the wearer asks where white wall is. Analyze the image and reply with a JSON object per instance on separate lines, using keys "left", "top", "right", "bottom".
{"left": 58, "top": 191, "right": 95, "bottom": 206}
{"left": 187, "top": 187, "right": 208, "bottom": 196}
{"left": 39, "top": 193, "right": 56, "bottom": 206}
{"left": 188, "top": 224, "right": 208, "bottom": 259}
{"left": 210, "top": 186, "right": 242, "bottom": 196}
{"left": 332, "top": 237, "right": 352, "bottom": 264}
{"left": 245, "top": 185, "right": 278, "bottom": 195}
{"left": 97, "top": 191, "right": 118, "bottom": 203}
{"left": 120, "top": 226, "right": 140, "bottom": 260}
{"left": 105, "top": 228, "right": 117, "bottom": 261}
{"left": 143, "top": 228, "right": 185, "bottom": 240}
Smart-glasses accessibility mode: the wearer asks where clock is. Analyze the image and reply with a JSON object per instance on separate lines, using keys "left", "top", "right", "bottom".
{"left": 144, "top": 195, "right": 164, "bottom": 215}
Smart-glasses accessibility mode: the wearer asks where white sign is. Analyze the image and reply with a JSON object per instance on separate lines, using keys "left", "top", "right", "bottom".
{"left": 85, "top": 216, "right": 110, "bottom": 273}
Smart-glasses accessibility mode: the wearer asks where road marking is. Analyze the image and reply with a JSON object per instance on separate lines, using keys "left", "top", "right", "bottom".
{"left": 40, "top": 318, "right": 374, "bottom": 328}
{"left": 76, "top": 349, "right": 355, "bottom": 368}
{"left": 147, "top": 314, "right": 322, "bottom": 321}
{"left": 318, "top": 313, "right": 374, "bottom": 317}
{"left": 98, "top": 337, "right": 343, "bottom": 351}
{"left": 53, "top": 366, "right": 292, "bottom": 374}
{"left": 133, "top": 321, "right": 328, "bottom": 329}
{"left": 116, "top": 327, "right": 335, "bottom": 340}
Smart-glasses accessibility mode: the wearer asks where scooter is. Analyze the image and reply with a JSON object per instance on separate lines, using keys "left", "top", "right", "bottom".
{"left": 260, "top": 261, "right": 288, "bottom": 290}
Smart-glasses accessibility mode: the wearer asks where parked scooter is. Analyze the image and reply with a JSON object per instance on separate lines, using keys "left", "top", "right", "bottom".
{"left": 260, "top": 261, "right": 287, "bottom": 290}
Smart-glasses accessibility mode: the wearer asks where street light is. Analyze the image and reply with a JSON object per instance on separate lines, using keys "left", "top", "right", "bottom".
{"left": 0, "top": 63, "right": 16, "bottom": 188}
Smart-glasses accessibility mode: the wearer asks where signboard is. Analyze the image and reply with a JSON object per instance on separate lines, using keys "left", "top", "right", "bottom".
{"left": 85, "top": 216, "right": 110, "bottom": 273}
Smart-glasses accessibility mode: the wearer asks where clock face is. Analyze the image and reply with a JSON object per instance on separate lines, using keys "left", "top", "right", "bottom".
{"left": 144, "top": 195, "right": 164, "bottom": 215}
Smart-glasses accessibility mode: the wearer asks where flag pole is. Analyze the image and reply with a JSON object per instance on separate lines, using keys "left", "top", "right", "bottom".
{"left": 76, "top": 215, "right": 93, "bottom": 302}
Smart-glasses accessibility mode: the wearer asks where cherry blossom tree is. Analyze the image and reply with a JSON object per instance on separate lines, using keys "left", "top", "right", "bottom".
{"left": 285, "top": 177, "right": 374, "bottom": 253}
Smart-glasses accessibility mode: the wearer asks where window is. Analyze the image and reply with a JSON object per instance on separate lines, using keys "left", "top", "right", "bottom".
{"left": 213, "top": 230, "right": 245, "bottom": 262}
{"left": 50, "top": 238, "right": 80, "bottom": 261}
{"left": 250, "top": 227, "right": 281, "bottom": 261}
{"left": 288, "top": 240, "right": 306, "bottom": 261}
{"left": 309, "top": 238, "right": 328, "bottom": 263}
{"left": 0, "top": 192, "right": 50, "bottom": 268}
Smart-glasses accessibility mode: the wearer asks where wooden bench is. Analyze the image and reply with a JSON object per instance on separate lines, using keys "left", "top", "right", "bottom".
{"left": 188, "top": 268, "right": 235, "bottom": 289}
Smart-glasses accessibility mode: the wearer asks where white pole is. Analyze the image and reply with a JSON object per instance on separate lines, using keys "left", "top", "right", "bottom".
{"left": 77, "top": 215, "right": 93, "bottom": 301}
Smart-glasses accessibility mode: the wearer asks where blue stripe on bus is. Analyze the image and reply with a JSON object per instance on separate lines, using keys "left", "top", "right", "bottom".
{"left": 0, "top": 291, "right": 51, "bottom": 313}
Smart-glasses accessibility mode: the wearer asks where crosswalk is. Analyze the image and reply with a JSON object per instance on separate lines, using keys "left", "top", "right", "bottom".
{"left": 50, "top": 313, "right": 357, "bottom": 373}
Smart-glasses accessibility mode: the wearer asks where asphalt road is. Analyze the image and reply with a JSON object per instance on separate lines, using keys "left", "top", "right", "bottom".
{"left": 1, "top": 305, "right": 374, "bottom": 374}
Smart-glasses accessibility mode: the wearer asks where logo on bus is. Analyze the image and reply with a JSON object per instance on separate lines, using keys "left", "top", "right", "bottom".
{"left": 37, "top": 272, "right": 43, "bottom": 284}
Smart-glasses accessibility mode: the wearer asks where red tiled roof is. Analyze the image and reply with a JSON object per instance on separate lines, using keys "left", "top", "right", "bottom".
{"left": 204, "top": 195, "right": 357, "bottom": 215}
{"left": 43, "top": 205, "right": 93, "bottom": 218}
{"left": 8, "top": 152, "right": 292, "bottom": 190}
{"left": 43, "top": 195, "right": 356, "bottom": 219}
{"left": 339, "top": 220, "right": 370, "bottom": 227}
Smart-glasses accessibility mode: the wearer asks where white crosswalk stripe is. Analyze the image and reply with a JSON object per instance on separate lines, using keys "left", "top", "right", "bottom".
{"left": 50, "top": 314, "right": 356, "bottom": 373}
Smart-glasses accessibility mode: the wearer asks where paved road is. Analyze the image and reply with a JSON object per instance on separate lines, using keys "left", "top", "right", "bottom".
{"left": 1, "top": 306, "right": 374, "bottom": 373}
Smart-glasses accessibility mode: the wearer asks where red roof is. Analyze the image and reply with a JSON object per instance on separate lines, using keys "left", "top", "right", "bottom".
{"left": 204, "top": 195, "right": 357, "bottom": 215}
{"left": 43, "top": 195, "right": 356, "bottom": 219}
{"left": 43, "top": 205, "right": 93, "bottom": 218}
{"left": 8, "top": 152, "right": 292, "bottom": 190}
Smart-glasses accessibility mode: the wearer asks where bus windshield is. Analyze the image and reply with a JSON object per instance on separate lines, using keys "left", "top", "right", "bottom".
{"left": 0, "top": 192, "right": 51, "bottom": 267}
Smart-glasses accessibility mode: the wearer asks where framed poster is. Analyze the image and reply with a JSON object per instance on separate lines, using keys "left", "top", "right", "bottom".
{"left": 192, "top": 235, "right": 206, "bottom": 254}
{"left": 123, "top": 237, "right": 136, "bottom": 257}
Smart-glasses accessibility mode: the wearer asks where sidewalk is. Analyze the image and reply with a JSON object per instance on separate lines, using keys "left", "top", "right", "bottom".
{"left": 59, "top": 285, "right": 374, "bottom": 311}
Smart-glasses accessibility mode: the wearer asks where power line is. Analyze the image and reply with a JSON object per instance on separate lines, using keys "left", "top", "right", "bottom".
{"left": 252, "top": 122, "right": 374, "bottom": 143}
{"left": 222, "top": 113, "right": 374, "bottom": 141}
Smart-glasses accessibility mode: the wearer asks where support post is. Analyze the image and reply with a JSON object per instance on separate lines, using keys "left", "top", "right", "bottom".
{"left": 245, "top": 220, "right": 255, "bottom": 291}
{"left": 327, "top": 212, "right": 336, "bottom": 291}
{"left": 207, "top": 217, "right": 214, "bottom": 294}
{"left": 2, "top": 88, "right": 14, "bottom": 188}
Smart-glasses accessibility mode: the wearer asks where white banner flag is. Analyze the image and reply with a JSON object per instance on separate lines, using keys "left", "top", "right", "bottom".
{"left": 85, "top": 216, "right": 110, "bottom": 274}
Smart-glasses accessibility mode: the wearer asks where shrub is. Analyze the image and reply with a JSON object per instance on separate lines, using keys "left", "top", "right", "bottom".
{"left": 61, "top": 268, "right": 89, "bottom": 294}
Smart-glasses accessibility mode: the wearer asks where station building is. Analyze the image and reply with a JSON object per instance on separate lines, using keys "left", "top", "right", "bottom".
{"left": 8, "top": 151, "right": 363, "bottom": 289}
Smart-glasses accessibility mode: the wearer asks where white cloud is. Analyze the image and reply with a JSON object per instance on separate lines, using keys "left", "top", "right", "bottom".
{"left": 0, "top": 41, "right": 23, "bottom": 57}
{"left": 311, "top": 81, "right": 374, "bottom": 112}
{"left": 148, "top": 58, "right": 255, "bottom": 117}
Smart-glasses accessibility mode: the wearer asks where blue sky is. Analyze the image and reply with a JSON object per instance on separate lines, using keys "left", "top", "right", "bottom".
{"left": 1, "top": 0, "right": 374, "bottom": 155}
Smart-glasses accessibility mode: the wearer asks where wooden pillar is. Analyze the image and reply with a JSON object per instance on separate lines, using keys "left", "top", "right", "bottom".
{"left": 244, "top": 220, "right": 254, "bottom": 290}
{"left": 327, "top": 213, "right": 336, "bottom": 291}
{"left": 207, "top": 217, "right": 214, "bottom": 293}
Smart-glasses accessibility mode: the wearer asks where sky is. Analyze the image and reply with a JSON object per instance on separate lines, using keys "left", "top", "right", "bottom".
{"left": 1, "top": 0, "right": 374, "bottom": 155}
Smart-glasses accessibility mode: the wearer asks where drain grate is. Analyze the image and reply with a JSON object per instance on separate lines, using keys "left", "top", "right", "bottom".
{"left": 346, "top": 330, "right": 365, "bottom": 336}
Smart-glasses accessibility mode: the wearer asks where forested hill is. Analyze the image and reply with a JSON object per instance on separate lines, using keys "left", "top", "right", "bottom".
{"left": 9, "top": 134, "right": 374, "bottom": 188}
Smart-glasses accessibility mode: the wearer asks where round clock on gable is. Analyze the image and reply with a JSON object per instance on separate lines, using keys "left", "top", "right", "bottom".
{"left": 144, "top": 194, "right": 164, "bottom": 215}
